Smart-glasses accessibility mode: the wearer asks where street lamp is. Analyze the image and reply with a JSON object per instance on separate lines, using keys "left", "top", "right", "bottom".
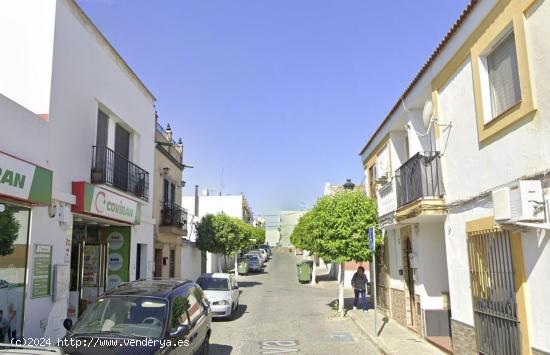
{"left": 343, "top": 178, "right": 355, "bottom": 190}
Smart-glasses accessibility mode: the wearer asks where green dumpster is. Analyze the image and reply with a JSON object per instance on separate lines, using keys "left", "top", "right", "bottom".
{"left": 297, "top": 261, "right": 311, "bottom": 283}
{"left": 238, "top": 258, "right": 248, "bottom": 275}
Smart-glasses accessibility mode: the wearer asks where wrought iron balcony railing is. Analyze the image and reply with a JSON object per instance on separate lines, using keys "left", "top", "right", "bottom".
{"left": 91, "top": 145, "right": 149, "bottom": 201}
{"left": 160, "top": 202, "right": 187, "bottom": 229}
{"left": 395, "top": 151, "right": 444, "bottom": 209}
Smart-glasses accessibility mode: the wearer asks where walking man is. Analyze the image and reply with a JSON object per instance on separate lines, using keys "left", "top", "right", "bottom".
{"left": 351, "top": 266, "right": 368, "bottom": 311}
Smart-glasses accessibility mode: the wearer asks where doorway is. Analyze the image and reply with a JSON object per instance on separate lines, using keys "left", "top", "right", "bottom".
{"left": 154, "top": 249, "right": 163, "bottom": 278}
{"left": 404, "top": 237, "right": 416, "bottom": 327}
{"left": 69, "top": 225, "right": 108, "bottom": 318}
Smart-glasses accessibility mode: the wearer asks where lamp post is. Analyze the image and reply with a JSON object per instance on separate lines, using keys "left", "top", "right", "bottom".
{"left": 336, "top": 178, "right": 355, "bottom": 316}
{"left": 343, "top": 178, "right": 355, "bottom": 191}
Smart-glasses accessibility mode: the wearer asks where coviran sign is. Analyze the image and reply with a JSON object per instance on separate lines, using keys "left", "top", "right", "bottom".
{"left": 72, "top": 182, "right": 141, "bottom": 224}
{"left": 0, "top": 151, "right": 52, "bottom": 204}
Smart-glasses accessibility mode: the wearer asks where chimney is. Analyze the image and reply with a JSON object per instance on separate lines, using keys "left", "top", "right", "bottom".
{"left": 194, "top": 185, "right": 199, "bottom": 217}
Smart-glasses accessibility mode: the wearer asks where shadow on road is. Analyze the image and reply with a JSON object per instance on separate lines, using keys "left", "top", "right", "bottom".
{"left": 209, "top": 343, "right": 233, "bottom": 355}
{"left": 237, "top": 281, "right": 262, "bottom": 288}
{"left": 213, "top": 304, "right": 248, "bottom": 322}
{"left": 326, "top": 296, "right": 373, "bottom": 313}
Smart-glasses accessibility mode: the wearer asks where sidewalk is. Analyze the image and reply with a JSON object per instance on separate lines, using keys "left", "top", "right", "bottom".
{"left": 348, "top": 308, "right": 446, "bottom": 355}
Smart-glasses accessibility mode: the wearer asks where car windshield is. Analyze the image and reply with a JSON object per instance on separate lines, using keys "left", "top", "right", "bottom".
{"left": 245, "top": 255, "right": 258, "bottom": 260}
{"left": 70, "top": 296, "right": 167, "bottom": 338}
{"left": 197, "top": 277, "right": 230, "bottom": 291}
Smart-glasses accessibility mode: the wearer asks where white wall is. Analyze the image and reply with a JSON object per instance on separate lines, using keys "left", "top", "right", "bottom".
{"left": 48, "top": 0, "right": 156, "bottom": 285}
{"left": 181, "top": 242, "right": 202, "bottom": 281}
{"left": 265, "top": 228, "right": 280, "bottom": 246}
{"left": 0, "top": 0, "right": 56, "bottom": 115}
{"left": 414, "top": 223, "right": 449, "bottom": 310}
{"left": 386, "top": 229, "right": 404, "bottom": 291}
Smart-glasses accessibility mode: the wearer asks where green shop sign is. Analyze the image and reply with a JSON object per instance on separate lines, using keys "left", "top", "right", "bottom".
{"left": 72, "top": 182, "right": 141, "bottom": 224}
{"left": 0, "top": 151, "right": 52, "bottom": 204}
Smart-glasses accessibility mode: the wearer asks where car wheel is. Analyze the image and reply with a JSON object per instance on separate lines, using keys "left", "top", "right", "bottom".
{"left": 201, "top": 333, "right": 210, "bottom": 355}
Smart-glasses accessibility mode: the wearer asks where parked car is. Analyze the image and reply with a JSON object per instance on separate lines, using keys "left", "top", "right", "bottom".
{"left": 0, "top": 344, "right": 64, "bottom": 354}
{"left": 244, "top": 254, "right": 262, "bottom": 272}
{"left": 258, "top": 244, "right": 272, "bottom": 257}
{"left": 249, "top": 250, "right": 266, "bottom": 264}
{"left": 60, "top": 279, "right": 211, "bottom": 355}
{"left": 256, "top": 249, "right": 269, "bottom": 261}
{"left": 196, "top": 273, "right": 239, "bottom": 319}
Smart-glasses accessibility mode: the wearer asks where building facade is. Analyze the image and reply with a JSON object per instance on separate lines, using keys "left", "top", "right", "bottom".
{"left": 152, "top": 122, "right": 188, "bottom": 280}
{"left": 360, "top": 0, "right": 550, "bottom": 354}
{"left": 182, "top": 192, "right": 253, "bottom": 273}
{"left": 0, "top": 0, "right": 156, "bottom": 340}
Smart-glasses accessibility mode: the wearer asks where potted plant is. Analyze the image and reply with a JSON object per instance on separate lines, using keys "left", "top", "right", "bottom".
{"left": 91, "top": 167, "right": 104, "bottom": 183}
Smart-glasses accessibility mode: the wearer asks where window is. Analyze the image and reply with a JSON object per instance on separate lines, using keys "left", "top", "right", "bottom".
{"left": 487, "top": 31, "right": 521, "bottom": 119}
{"left": 186, "top": 291, "right": 203, "bottom": 325}
{"left": 71, "top": 296, "right": 167, "bottom": 338}
{"left": 163, "top": 179, "right": 169, "bottom": 204}
{"left": 96, "top": 110, "right": 109, "bottom": 147}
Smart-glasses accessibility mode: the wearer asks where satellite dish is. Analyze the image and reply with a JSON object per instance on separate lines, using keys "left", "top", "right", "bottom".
{"left": 422, "top": 100, "right": 434, "bottom": 129}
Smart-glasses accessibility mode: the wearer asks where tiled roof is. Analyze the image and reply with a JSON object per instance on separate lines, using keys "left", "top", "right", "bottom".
{"left": 359, "top": 0, "right": 479, "bottom": 156}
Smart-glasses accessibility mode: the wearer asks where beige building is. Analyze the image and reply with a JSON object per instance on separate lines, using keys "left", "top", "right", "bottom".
{"left": 153, "top": 120, "right": 188, "bottom": 279}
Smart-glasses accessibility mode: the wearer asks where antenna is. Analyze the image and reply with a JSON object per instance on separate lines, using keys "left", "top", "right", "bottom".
{"left": 220, "top": 167, "right": 224, "bottom": 196}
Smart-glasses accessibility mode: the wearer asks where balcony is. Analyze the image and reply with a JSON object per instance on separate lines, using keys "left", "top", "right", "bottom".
{"left": 395, "top": 152, "right": 445, "bottom": 220}
{"left": 91, "top": 146, "right": 149, "bottom": 201}
{"left": 155, "top": 122, "right": 183, "bottom": 163}
{"left": 160, "top": 202, "right": 188, "bottom": 235}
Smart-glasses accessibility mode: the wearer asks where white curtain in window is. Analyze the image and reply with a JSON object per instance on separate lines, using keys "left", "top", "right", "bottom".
{"left": 488, "top": 32, "right": 521, "bottom": 118}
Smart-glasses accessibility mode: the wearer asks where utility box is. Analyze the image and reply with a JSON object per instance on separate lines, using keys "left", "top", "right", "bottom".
{"left": 493, "top": 180, "right": 544, "bottom": 222}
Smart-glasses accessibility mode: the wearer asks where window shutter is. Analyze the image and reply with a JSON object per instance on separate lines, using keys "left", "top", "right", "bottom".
{"left": 488, "top": 32, "right": 521, "bottom": 118}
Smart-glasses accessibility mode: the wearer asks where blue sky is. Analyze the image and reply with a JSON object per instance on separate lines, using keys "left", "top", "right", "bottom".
{"left": 78, "top": 0, "right": 469, "bottom": 216}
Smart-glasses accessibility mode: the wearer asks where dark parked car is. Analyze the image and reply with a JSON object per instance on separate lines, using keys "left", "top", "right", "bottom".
{"left": 60, "top": 279, "right": 211, "bottom": 355}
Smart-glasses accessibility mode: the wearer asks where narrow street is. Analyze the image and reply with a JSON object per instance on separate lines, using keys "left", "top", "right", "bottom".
{"left": 209, "top": 251, "right": 378, "bottom": 354}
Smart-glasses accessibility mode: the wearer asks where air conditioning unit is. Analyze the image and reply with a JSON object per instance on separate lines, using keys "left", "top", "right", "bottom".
{"left": 492, "top": 180, "right": 544, "bottom": 222}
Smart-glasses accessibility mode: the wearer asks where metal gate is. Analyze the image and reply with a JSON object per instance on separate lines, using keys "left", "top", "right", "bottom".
{"left": 467, "top": 229, "right": 520, "bottom": 355}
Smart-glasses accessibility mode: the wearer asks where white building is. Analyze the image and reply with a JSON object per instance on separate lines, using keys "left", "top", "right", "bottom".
{"left": 360, "top": 1, "right": 550, "bottom": 354}
{"left": 0, "top": 0, "right": 155, "bottom": 341}
{"left": 182, "top": 191, "right": 253, "bottom": 274}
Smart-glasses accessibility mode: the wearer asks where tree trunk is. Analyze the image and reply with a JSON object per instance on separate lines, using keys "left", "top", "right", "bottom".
{"left": 234, "top": 251, "right": 239, "bottom": 276}
{"left": 338, "top": 262, "right": 345, "bottom": 317}
{"left": 310, "top": 255, "right": 316, "bottom": 285}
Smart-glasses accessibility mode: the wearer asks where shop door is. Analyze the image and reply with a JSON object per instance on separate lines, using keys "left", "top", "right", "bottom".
{"left": 79, "top": 242, "right": 108, "bottom": 316}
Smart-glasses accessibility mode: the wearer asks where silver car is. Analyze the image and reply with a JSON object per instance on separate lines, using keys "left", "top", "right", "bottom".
{"left": 245, "top": 254, "right": 262, "bottom": 272}
{"left": 197, "top": 273, "right": 240, "bottom": 319}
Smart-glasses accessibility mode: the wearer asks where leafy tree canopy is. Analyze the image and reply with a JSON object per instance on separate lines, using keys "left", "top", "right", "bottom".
{"left": 291, "top": 191, "right": 381, "bottom": 263}
{"left": 196, "top": 213, "right": 254, "bottom": 255}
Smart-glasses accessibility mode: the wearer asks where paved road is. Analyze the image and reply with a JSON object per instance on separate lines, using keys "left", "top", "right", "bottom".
{"left": 209, "top": 251, "right": 378, "bottom": 355}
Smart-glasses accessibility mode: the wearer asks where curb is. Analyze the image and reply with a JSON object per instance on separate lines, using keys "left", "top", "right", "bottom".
{"left": 348, "top": 311, "right": 392, "bottom": 355}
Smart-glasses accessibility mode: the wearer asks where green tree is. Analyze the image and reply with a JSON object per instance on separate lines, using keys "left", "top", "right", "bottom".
{"left": 196, "top": 213, "right": 251, "bottom": 272}
{"left": 302, "top": 191, "right": 381, "bottom": 315}
{"left": 0, "top": 206, "right": 21, "bottom": 256}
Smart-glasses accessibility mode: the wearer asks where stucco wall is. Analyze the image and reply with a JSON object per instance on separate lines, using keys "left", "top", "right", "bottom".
{"left": 0, "top": 0, "right": 56, "bottom": 115}
{"left": 181, "top": 243, "right": 202, "bottom": 281}
{"left": 414, "top": 223, "right": 449, "bottom": 310}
